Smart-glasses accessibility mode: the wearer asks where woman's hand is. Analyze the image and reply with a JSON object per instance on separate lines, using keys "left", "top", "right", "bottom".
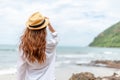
{"left": 45, "top": 17, "right": 50, "bottom": 25}
{"left": 45, "top": 17, "right": 49, "bottom": 19}
{"left": 45, "top": 16, "right": 55, "bottom": 32}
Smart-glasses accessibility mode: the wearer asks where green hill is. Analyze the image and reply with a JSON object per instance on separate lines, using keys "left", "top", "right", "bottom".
{"left": 89, "top": 21, "right": 120, "bottom": 47}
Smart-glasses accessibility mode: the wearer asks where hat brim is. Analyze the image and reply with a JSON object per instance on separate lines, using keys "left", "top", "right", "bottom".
{"left": 26, "top": 18, "right": 49, "bottom": 30}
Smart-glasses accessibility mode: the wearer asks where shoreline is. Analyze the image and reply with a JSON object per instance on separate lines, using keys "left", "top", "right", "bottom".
{"left": 0, "top": 60, "right": 120, "bottom": 80}
{"left": 76, "top": 60, "right": 120, "bottom": 69}
{"left": 0, "top": 65, "right": 120, "bottom": 80}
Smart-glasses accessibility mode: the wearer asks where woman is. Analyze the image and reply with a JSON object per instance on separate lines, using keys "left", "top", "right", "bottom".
{"left": 17, "top": 12, "right": 58, "bottom": 80}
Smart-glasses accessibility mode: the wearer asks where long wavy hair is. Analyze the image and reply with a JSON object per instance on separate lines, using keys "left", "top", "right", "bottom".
{"left": 19, "top": 27, "right": 47, "bottom": 63}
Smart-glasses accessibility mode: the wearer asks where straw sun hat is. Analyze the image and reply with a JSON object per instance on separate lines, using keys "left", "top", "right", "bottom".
{"left": 26, "top": 12, "right": 49, "bottom": 30}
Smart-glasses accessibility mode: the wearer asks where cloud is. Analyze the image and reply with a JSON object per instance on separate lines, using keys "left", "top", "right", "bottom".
{"left": 0, "top": 0, "right": 120, "bottom": 46}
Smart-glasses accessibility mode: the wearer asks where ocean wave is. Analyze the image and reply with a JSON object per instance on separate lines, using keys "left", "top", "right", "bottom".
{"left": 103, "top": 51, "right": 113, "bottom": 54}
{"left": 0, "top": 48, "right": 17, "bottom": 51}
{"left": 57, "top": 54, "right": 95, "bottom": 59}
{"left": 0, "top": 68, "right": 16, "bottom": 75}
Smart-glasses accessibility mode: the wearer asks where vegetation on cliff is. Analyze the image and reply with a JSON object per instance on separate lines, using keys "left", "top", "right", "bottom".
{"left": 89, "top": 21, "right": 120, "bottom": 47}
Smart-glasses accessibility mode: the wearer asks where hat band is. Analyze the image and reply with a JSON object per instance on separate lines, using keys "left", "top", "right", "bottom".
{"left": 29, "top": 19, "right": 45, "bottom": 28}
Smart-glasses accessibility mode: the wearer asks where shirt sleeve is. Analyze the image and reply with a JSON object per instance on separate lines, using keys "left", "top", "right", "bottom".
{"left": 46, "top": 32, "right": 59, "bottom": 53}
{"left": 17, "top": 52, "right": 27, "bottom": 80}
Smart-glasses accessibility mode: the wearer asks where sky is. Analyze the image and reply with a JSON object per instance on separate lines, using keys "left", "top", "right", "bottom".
{"left": 0, "top": 0, "right": 120, "bottom": 47}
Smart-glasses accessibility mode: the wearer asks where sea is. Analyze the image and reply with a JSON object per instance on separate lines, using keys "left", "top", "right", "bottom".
{"left": 0, "top": 45, "right": 120, "bottom": 75}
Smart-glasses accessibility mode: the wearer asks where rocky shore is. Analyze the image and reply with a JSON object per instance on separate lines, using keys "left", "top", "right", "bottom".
{"left": 69, "top": 60, "right": 120, "bottom": 80}
{"left": 77, "top": 60, "right": 120, "bottom": 69}
{"left": 69, "top": 72, "right": 120, "bottom": 80}
{"left": 91, "top": 60, "right": 120, "bottom": 69}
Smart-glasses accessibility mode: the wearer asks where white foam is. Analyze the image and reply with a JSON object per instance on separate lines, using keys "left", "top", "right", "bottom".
{"left": 75, "top": 60, "right": 91, "bottom": 64}
{"left": 57, "top": 54, "right": 93, "bottom": 59}
{"left": 0, "top": 68, "right": 16, "bottom": 75}
{"left": 103, "top": 51, "right": 113, "bottom": 54}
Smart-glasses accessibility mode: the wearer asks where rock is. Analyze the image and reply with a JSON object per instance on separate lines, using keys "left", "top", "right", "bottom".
{"left": 95, "top": 77, "right": 102, "bottom": 80}
{"left": 92, "top": 60, "right": 120, "bottom": 69}
{"left": 69, "top": 72, "right": 95, "bottom": 80}
{"left": 69, "top": 72, "right": 120, "bottom": 80}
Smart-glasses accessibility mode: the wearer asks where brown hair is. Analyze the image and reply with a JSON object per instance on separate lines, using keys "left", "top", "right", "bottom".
{"left": 19, "top": 28, "right": 47, "bottom": 63}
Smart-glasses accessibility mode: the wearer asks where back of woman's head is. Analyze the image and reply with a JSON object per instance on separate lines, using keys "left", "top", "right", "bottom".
{"left": 19, "top": 28, "right": 47, "bottom": 63}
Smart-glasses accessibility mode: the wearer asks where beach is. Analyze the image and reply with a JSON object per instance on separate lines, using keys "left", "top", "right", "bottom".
{"left": 0, "top": 65, "right": 120, "bottom": 80}
{"left": 0, "top": 46, "right": 120, "bottom": 80}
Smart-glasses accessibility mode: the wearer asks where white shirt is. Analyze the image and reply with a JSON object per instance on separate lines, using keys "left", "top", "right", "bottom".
{"left": 17, "top": 32, "right": 58, "bottom": 80}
